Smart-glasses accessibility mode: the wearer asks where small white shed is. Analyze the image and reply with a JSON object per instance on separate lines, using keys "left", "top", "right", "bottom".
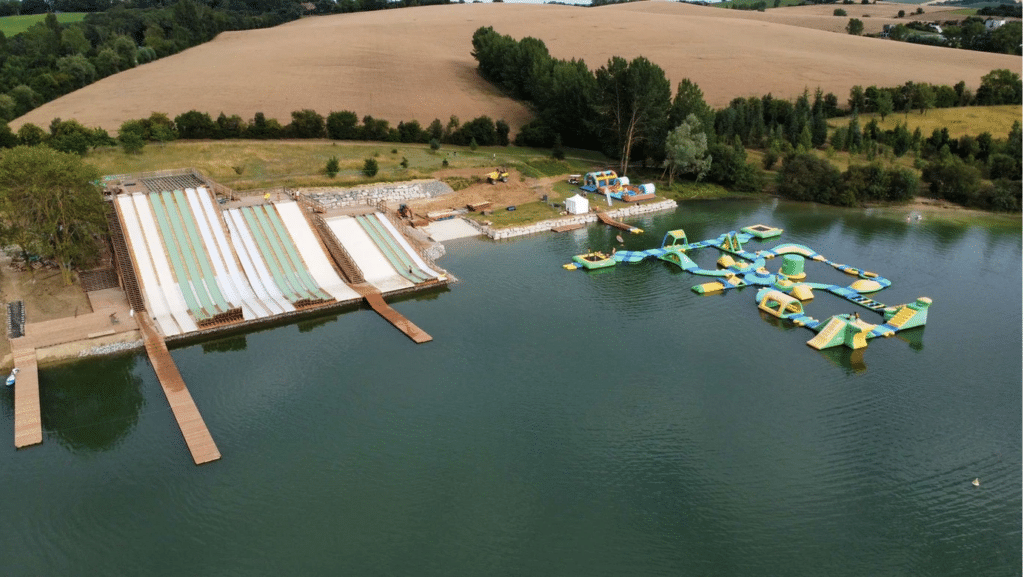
{"left": 565, "top": 194, "right": 589, "bottom": 215}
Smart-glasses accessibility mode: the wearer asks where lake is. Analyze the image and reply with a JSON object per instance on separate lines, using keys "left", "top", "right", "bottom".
{"left": 1, "top": 199, "right": 1020, "bottom": 576}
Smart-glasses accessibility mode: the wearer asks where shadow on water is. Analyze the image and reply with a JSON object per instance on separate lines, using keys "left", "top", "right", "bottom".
{"left": 895, "top": 326, "right": 926, "bottom": 352}
{"left": 817, "top": 345, "right": 868, "bottom": 374}
{"left": 202, "top": 334, "right": 248, "bottom": 353}
{"left": 39, "top": 352, "right": 145, "bottom": 453}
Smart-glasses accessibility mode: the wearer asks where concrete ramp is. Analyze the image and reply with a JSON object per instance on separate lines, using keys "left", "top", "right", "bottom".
{"left": 326, "top": 216, "right": 414, "bottom": 294}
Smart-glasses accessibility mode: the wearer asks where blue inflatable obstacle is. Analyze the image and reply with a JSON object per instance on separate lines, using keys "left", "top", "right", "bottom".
{"left": 565, "top": 225, "right": 930, "bottom": 352}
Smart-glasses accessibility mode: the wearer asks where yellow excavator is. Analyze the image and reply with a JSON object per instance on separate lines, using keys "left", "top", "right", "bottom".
{"left": 486, "top": 167, "right": 509, "bottom": 184}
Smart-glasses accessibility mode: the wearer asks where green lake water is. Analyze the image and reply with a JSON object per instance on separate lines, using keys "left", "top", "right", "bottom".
{"left": 1, "top": 199, "right": 1021, "bottom": 576}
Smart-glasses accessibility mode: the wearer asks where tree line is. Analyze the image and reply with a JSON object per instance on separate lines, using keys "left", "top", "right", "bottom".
{"left": 0, "top": 108, "right": 512, "bottom": 155}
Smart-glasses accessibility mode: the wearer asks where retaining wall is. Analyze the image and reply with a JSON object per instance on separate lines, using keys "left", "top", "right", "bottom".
{"left": 307, "top": 180, "right": 453, "bottom": 210}
{"left": 469, "top": 199, "right": 678, "bottom": 240}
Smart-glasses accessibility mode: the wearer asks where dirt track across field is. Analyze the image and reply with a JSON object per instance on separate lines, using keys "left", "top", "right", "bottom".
{"left": 12, "top": 2, "right": 1020, "bottom": 133}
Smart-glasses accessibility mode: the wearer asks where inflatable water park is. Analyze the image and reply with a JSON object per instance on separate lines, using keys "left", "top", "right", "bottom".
{"left": 565, "top": 224, "right": 931, "bottom": 351}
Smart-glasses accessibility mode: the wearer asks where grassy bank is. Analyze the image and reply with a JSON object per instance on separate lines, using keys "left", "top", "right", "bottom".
{"left": 89, "top": 140, "right": 607, "bottom": 191}
{"left": 827, "top": 104, "right": 1022, "bottom": 139}
{"left": 0, "top": 12, "right": 86, "bottom": 36}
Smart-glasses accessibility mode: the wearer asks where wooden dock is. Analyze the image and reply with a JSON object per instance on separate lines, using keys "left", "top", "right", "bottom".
{"left": 12, "top": 349, "right": 41, "bottom": 448}
{"left": 356, "top": 287, "right": 432, "bottom": 343}
{"left": 596, "top": 211, "right": 638, "bottom": 232}
{"left": 552, "top": 223, "right": 584, "bottom": 233}
{"left": 138, "top": 317, "right": 220, "bottom": 465}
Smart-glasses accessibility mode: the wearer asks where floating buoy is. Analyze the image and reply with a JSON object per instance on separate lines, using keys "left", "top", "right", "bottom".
{"left": 616, "top": 234, "right": 624, "bottom": 244}
{"left": 972, "top": 478, "right": 980, "bottom": 487}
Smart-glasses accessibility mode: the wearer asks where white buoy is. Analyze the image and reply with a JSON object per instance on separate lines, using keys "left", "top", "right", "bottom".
{"left": 972, "top": 478, "right": 980, "bottom": 487}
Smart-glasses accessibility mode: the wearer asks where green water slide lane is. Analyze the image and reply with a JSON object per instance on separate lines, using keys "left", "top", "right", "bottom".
{"left": 159, "top": 191, "right": 221, "bottom": 315}
{"left": 261, "top": 205, "right": 330, "bottom": 300}
{"left": 354, "top": 215, "right": 424, "bottom": 284}
{"left": 250, "top": 206, "right": 319, "bottom": 301}
{"left": 240, "top": 208, "right": 305, "bottom": 303}
{"left": 361, "top": 214, "right": 432, "bottom": 282}
{"left": 171, "top": 189, "right": 231, "bottom": 312}
{"left": 148, "top": 193, "right": 209, "bottom": 320}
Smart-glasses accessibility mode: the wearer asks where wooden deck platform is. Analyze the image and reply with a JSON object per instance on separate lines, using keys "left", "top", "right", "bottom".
{"left": 597, "top": 211, "right": 637, "bottom": 232}
{"left": 12, "top": 349, "right": 41, "bottom": 449}
{"left": 552, "top": 223, "right": 585, "bottom": 233}
{"left": 138, "top": 317, "right": 221, "bottom": 465}
{"left": 353, "top": 284, "right": 432, "bottom": 343}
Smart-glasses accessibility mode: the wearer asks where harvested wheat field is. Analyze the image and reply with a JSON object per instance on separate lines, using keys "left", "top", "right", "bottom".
{"left": 13, "top": 1, "right": 1020, "bottom": 134}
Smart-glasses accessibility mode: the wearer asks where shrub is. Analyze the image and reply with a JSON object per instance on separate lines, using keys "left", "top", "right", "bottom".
{"left": 400, "top": 157, "right": 409, "bottom": 169}
{"left": 326, "top": 156, "right": 340, "bottom": 177}
{"left": 442, "top": 158, "right": 449, "bottom": 167}
{"left": 429, "top": 138, "right": 441, "bottom": 151}
{"left": 834, "top": 8, "right": 847, "bottom": 16}
{"left": 362, "top": 158, "right": 378, "bottom": 177}
{"left": 470, "top": 137, "right": 478, "bottom": 151}
{"left": 897, "top": 9, "right": 904, "bottom": 17}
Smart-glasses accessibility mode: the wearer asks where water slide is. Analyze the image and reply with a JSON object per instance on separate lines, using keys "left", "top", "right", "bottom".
{"left": 184, "top": 189, "right": 262, "bottom": 320}
{"left": 131, "top": 193, "right": 198, "bottom": 334}
{"left": 326, "top": 216, "right": 414, "bottom": 293}
{"left": 258, "top": 205, "right": 331, "bottom": 301}
{"left": 225, "top": 210, "right": 294, "bottom": 314}
{"left": 242, "top": 206, "right": 322, "bottom": 302}
{"left": 372, "top": 213, "right": 440, "bottom": 279}
{"left": 354, "top": 214, "right": 431, "bottom": 283}
{"left": 149, "top": 192, "right": 215, "bottom": 320}
{"left": 115, "top": 195, "right": 180, "bottom": 336}
{"left": 806, "top": 317, "right": 845, "bottom": 350}
{"left": 168, "top": 190, "right": 233, "bottom": 313}
{"left": 274, "top": 201, "right": 359, "bottom": 302}
{"left": 190, "top": 188, "right": 275, "bottom": 319}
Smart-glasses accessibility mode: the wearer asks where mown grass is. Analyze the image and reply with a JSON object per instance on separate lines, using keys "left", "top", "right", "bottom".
{"left": 0, "top": 13, "right": 86, "bottom": 36}
{"left": 88, "top": 140, "right": 609, "bottom": 191}
{"left": 827, "top": 105, "right": 1022, "bottom": 139}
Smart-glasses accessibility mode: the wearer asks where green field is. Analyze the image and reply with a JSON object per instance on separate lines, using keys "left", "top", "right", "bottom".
{"left": 87, "top": 140, "right": 608, "bottom": 191}
{"left": 828, "top": 105, "right": 1022, "bottom": 139}
{"left": 0, "top": 13, "right": 87, "bottom": 36}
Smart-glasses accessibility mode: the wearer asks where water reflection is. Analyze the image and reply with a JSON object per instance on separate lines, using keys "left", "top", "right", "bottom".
{"left": 202, "top": 334, "right": 248, "bottom": 353}
{"left": 817, "top": 346, "right": 868, "bottom": 373}
{"left": 39, "top": 353, "right": 145, "bottom": 453}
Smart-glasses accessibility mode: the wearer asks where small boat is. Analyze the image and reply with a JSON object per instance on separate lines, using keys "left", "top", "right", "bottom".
{"left": 572, "top": 251, "right": 616, "bottom": 270}
{"left": 6, "top": 367, "right": 18, "bottom": 387}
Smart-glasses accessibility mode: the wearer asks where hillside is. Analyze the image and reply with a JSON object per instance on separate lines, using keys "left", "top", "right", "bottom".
{"left": 12, "top": 1, "right": 1020, "bottom": 134}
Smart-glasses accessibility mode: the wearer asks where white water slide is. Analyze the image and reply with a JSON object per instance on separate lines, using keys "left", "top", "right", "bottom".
{"left": 186, "top": 188, "right": 269, "bottom": 320}
{"left": 225, "top": 208, "right": 295, "bottom": 314}
{"left": 373, "top": 213, "right": 441, "bottom": 279}
{"left": 131, "top": 193, "right": 200, "bottom": 336}
{"left": 274, "top": 201, "right": 359, "bottom": 302}
{"left": 325, "top": 215, "right": 414, "bottom": 293}
{"left": 116, "top": 194, "right": 180, "bottom": 336}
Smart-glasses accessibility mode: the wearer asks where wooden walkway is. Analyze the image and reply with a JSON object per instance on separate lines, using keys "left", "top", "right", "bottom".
{"left": 352, "top": 284, "right": 431, "bottom": 343}
{"left": 596, "top": 211, "right": 637, "bottom": 232}
{"left": 138, "top": 316, "right": 221, "bottom": 465}
{"left": 12, "top": 349, "right": 41, "bottom": 448}
{"left": 552, "top": 223, "right": 584, "bottom": 233}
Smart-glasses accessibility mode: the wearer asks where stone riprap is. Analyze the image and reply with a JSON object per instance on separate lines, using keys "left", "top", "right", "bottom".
{"left": 307, "top": 180, "right": 453, "bottom": 210}
{"left": 469, "top": 199, "right": 677, "bottom": 240}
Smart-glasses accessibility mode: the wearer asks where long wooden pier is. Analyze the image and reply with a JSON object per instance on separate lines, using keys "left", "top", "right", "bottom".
{"left": 138, "top": 317, "right": 220, "bottom": 465}
{"left": 597, "top": 211, "right": 641, "bottom": 233}
{"left": 12, "top": 349, "right": 41, "bottom": 448}
{"left": 352, "top": 284, "right": 431, "bottom": 343}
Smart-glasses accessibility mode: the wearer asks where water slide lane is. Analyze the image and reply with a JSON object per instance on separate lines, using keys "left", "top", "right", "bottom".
{"left": 239, "top": 207, "right": 308, "bottom": 303}
{"left": 116, "top": 195, "right": 179, "bottom": 336}
{"left": 373, "top": 213, "right": 440, "bottom": 278}
{"left": 361, "top": 214, "right": 433, "bottom": 282}
{"left": 170, "top": 190, "right": 231, "bottom": 312}
{"left": 325, "top": 216, "right": 413, "bottom": 293}
{"left": 226, "top": 210, "right": 293, "bottom": 313}
{"left": 157, "top": 191, "right": 221, "bottom": 316}
{"left": 195, "top": 189, "right": 275, "bottom": 318}
{"left": 354, "top": 215, "right": 424, "bottom": 284}
{"left": 148, "top": 192, "right": 209, "bottom": 320}
{"left": 260, "top": 204, "right": 331, "bottom": 300}
{"left": 131, "top": 193, "right": 198, "bottom": 334}
{"left": 185, "top": 189, "right": 262, "bottom": 320}
{"left": 274, "top": 201, "right": 359, "bottom": 301}
{"left": 807, "top": 317, "right": 844, "bottom": 350}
